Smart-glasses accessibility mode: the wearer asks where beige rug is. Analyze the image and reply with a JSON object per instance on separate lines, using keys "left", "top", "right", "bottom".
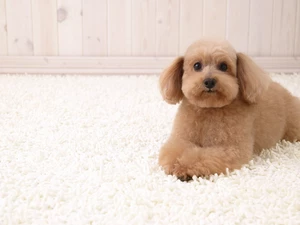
{"left": 0, "top": 73, "right": 299, "bottom": 225}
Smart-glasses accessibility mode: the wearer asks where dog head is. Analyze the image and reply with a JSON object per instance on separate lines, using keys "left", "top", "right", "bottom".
{"left": 159, "top": 38, "right": 271, "bottom": 108}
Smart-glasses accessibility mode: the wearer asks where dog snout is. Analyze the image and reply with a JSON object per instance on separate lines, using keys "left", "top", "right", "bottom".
{"left": 203, "top": 78, "right": 217, "bottom": 89}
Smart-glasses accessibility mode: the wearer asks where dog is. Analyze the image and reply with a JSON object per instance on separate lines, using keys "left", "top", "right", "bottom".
{"left": 158, "top": 38, "right": 300, "bottom": 181}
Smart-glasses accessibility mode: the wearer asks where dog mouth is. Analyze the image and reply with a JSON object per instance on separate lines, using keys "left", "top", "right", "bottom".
{"left": 197, "top": 89, "right": 218, "bottom": 99}
{"left": 203, "top": 87, "right": 218, "bottom": 94}
{"left": 186, "top": 86, "right": 234, "bottom": 108}
{"left": 188, "top": 84, "right": 220, "bottom": 101}
{"left": 206, "top": 89, "right": 215, "bottom": 93}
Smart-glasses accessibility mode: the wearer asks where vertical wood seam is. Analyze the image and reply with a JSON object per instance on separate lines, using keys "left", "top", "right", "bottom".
{"left": 178, "top": 0, "right": 181, "bottom": 56}
{"left": 246, "top": 0, "right": 251, "bottom": 53}
{"left": 247, "top": 0, "right": 251, "bottom": 54}
{"left": 105, "top": 0, "right": 108, "bottom": 56}
{"left": 130, "top": 0, "right": 132, "bottom": 56}
{"left": 106, "top": 0, "right": 108, "bottom": 56}
{"left": 81, "top": 0, "right": 83, "bottom": 56}
{"left": 226, "top": 0, "right": 229, "bottom": 39}
{"left": 270, "top": 0, "right": 275, "bottom": 55}
{"left": 155, "top": 0, "right": 157, "bottom": 57}
{"left": 30, "top": 0, "right": 34, "bottom": 55}
{"left": 107, "top": 0, "right": 110, "bottom": 55}
{"left": 202, "top": 0, "right": 205, "bottom": 35}
{"left": 4, "top": 0, "right": 8, "bottom": 54}
{"left": 29, "top": 0, "right": 34, "bottom": 55}
{"left": 56, "top": 0, "right": 59, "bottom": 56}
{"left": 55, "top": 0, "right": 58, "bottom": 55}
{"left": 294, "top": 0, "right": 299, "bottom": 56}
{"left": 57, "top": 0, "right": 60, "bottom": 55}
{"left": 154, "top": 0, "right": 157, "bottom": 57}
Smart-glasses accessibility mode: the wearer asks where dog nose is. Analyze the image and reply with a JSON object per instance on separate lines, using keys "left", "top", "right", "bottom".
{"left": 203, "top": 78, "right": 216, "bottom": 89}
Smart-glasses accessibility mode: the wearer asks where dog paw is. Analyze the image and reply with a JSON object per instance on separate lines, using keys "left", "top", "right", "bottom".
{"left": 160, "top": 148, "right": 215, "bottom": 181}
{"left": 161, "top": 163, "right": 190, "bottom": 181}
{"left": 174, "top": 161, "right": 210, "bottom": 181}
{"left": 162, "top": 160, "right": 210, "bottom": 181}
{"left": 173, "top": 162, "right": 193, "bottom": 181}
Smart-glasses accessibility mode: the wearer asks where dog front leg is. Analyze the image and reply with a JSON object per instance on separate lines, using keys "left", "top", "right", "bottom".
{"left": 159, "top": 138, "right": 197, "bottom": 178}
{"left": 159, "top": 137, "right": 253, "bottom": 180}
{"left": 172, "top": 144, "right": 253, "bottom": 180}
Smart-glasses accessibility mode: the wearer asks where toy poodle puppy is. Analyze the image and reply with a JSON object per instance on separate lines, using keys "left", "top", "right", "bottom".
{"left": 159, "top": 38, "right": 300, "bottom": 181}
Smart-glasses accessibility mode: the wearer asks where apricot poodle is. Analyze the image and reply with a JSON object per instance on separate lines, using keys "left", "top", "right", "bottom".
{"left": 159, "top": 38, "right": 300, "bottom": 181}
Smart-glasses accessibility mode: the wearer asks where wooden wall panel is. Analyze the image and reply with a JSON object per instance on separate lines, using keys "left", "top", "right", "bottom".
{"left": 132, "top": 0, "right": 156, "bottom": 56}
{"left": 248, "top": 0, "right": 273, "bottom": 56}
{"left": 31, "top": 0, "right": 58, "bottom": 55}
{"left": 107, "top": 0, "right": 131, "bottom": 56}
{"left": 179, "top": 0, "right": 203, "bottom": 55}
{"left": 227, "top": 0, "right": 250, "bottom": 53}
{"left": 57, "top": 0, "right": 82, "bottom": 55}
{"left": 6, "top": 0, "right": 33, "bottom": 55}
{"left": 156, "top": 0, "right": 180, "bottom": 56}
{"left": 203, "top": 0, "right": 227, "bottom": 37}
{"left": 0, "top": 0, "right": 8, "bottom": 55}
{"left": 271, "top": 0, "right": 297, "bottom": 56}
{"left": 82, "top": 0, "right": 107, "bottom": 56}
{"left": 1, "top": 0, "right": 300, "bottom": 58}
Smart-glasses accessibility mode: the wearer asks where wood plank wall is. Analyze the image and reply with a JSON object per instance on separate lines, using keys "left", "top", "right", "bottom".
{"left": 0, "top": 0, "right": 299, "bottom": 57}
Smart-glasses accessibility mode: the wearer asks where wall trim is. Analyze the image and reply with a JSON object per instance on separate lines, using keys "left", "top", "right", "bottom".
{"left": 0, "top": 56, "right": 299, "bottom": 74}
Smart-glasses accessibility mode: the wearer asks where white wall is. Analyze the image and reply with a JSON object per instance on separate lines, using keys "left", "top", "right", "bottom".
{"left": 0, "top": 0, "right": 299, "bottom": 74}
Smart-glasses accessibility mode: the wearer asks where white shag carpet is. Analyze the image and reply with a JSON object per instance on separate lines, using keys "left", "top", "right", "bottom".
{"left": 0, "top": 73, "right": 300, "bottom": 225}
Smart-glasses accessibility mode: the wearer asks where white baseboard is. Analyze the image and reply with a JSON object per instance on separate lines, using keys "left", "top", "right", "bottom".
{"left": 0, "top": 56, "right": 299, "bottom": 74}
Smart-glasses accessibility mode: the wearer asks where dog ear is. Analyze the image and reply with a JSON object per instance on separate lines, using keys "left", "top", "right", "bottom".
{"left": 237, "top": 53, "right": 271, "bottom": 103}
{"left": 159, "top": 57, "right": 184, "bottom": 104}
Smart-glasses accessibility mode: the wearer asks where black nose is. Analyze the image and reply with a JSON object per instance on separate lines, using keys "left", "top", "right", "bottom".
{"left": 203, "top": 78, "right": 217, "bottom": 89}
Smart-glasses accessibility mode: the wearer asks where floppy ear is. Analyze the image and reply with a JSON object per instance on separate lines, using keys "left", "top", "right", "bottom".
{"left": 159, "top": 57, "right": 184, "bottom": 104}
{"left": 237, "top": 53, "right": 271, "bottom": 103}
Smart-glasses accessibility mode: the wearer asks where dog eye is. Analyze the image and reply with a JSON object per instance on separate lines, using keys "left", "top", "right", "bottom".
{"left": 219, "top": 62, "right": 228, "bottom": 72}
{"left": 193, "top": 62, "right": 202, "bottom": 71}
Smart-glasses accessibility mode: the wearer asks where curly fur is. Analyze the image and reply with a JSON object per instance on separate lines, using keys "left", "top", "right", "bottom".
{"left": 159, "top": 38, "right": 300, "bottom": 181}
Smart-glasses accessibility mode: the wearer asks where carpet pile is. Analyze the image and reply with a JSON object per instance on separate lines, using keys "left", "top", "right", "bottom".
{"left": 0, "top": 73, "right": 299, "bottom": 225}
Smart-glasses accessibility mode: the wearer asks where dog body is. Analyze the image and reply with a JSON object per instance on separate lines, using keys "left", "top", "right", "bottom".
{"left": 159, "top": 39, "right": 300, "bottom": 180}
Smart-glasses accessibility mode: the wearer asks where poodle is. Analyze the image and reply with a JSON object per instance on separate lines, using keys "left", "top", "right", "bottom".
{"left": 158, "top": 38, "right": 300, "bottom": 181}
